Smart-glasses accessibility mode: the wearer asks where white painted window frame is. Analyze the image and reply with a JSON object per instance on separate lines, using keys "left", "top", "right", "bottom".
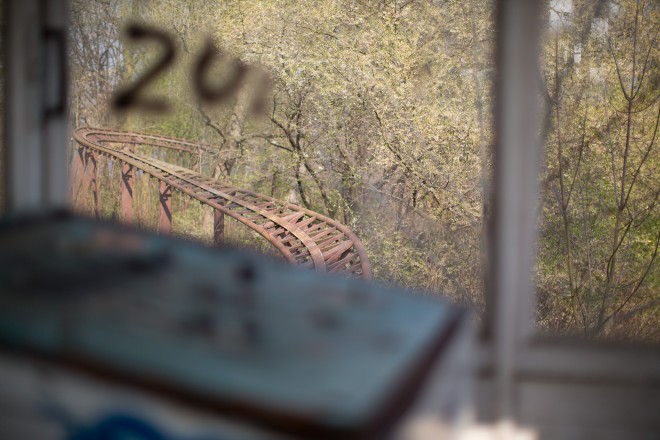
{"left": 3, "top": 0, "right": 69, "bottom": 213}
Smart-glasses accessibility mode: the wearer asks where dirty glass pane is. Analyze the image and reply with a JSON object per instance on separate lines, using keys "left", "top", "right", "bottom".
{"left": 68, "top": 0, "right": 494, "bottom": 315}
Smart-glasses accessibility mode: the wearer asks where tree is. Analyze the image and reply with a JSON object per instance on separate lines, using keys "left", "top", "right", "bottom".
{"left": 538, "top": 0, "right": 659, "bottom": 340}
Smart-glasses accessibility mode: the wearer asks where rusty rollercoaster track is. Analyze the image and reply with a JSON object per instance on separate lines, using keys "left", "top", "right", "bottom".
{"left": 72, "top": 127, "right": 371, "bottom": 279}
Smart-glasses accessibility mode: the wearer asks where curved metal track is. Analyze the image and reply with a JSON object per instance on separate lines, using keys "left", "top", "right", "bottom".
{"left": 73, "top": 127, "right": 371, "bottom": 279}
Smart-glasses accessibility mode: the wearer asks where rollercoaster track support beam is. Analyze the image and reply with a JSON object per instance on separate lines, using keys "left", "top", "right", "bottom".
{"left": 121, "top": 161, "right": 134, "bottom": 224}
{"left": 159, "top": 181, "right": 173, "bottom": 234}
{"left": 69, "top": 146, "right": 86, "bottom": 201}
{"left": 77, "top": 148, "right": 100, "bottom": 219}
{"left": 90, "top": 151, "right": 100, "bottom": 219}
{"left": 214, "top": 208, "right": 225, "bottom": 246}
{"left": 72, "top": 146, "right": 89, "bottom": 206}
{"left": 72, "top": 127, "right": 372, "bottom": 278}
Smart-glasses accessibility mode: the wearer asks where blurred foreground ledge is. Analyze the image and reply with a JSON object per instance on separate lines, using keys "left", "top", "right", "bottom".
{"left": 0, "top": 213, "right": 471, "bottom": 440}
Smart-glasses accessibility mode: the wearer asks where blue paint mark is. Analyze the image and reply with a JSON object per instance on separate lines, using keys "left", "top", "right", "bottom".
{"left": 64, "top": 412, "right": 227, "bottom": 440}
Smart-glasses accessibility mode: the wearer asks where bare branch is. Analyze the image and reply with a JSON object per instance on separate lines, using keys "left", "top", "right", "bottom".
{"left": 607, "top": 37, "right": 631, "bottom": 102}
{"left": 195, "top": 104, "right": 226, "bottom": 141}
{"left": 622, "top": 104, "right": 660, "bottom": 208}
{"left": 596, "top": 229, "right": 660, "bottom": 334}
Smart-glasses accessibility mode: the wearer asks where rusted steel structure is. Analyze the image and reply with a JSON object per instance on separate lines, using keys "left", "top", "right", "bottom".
{"left": 72, "top": 127, "right": 371, "bottom": 279}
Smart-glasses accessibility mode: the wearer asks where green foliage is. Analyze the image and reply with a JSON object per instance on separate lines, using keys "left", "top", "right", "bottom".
{"left": 68, "top": 0, "right": 658, "bottom": 341}
{"left": 538, "top": 0, "right": 659, "bottom": 341}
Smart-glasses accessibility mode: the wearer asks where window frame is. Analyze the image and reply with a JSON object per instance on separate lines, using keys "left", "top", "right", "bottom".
{"left": 3, "top": 0, "right": 660, "bottom": 432}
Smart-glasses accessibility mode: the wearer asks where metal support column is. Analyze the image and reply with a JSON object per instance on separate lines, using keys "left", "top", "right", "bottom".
{"left": 159, "top": 181, "right": 172, "bottom": 234}
{"left": 77, "top": 148, "right": 99, "bottom": 218}
{"left": 90, "top": 151, "right": 100, "bottom": 219}
{"left": 214, "top": 208, "right": 225, "bottom": 245}
{"left": 69, "top": 146, "right": 85, "bottom": 201}
{"left": 121, "top": 162, "right": 133, "bottom": 223}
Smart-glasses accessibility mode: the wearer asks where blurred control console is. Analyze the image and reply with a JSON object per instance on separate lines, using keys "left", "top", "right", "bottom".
{"left": 0, "top": 214, "right": 468, "bottom": 440}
